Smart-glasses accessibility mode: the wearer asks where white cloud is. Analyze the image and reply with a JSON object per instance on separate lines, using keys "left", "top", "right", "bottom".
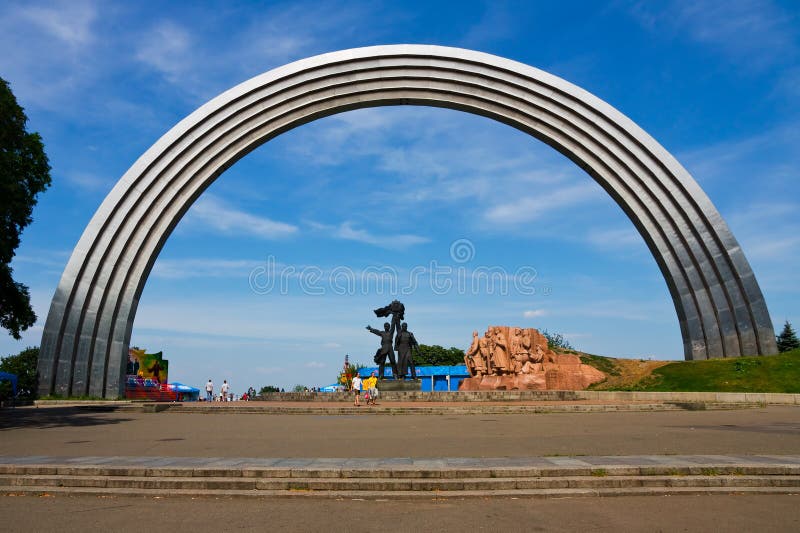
{"left": 304, "top": 361, "right": 326, "bottom": 369}
{"left": 130, "top": 2, "right": 383, "bottom": 101}
{"left": 484, "top": 183, "right": 601, "bottom": 225}
{"left": 63, "top": 170, "right": 115, "bottom": 192}
{"left": 551, "top": 300, "right": 673, "bottom": 323}
{"left": 151, "top": 258, "right": 258, "bottom": 280}
{"left": 0, "top": 0, "right": 99, "bottom": 109}
{"left": 276, "top": 107, "right": 605, "bottom": 235}
{"left": 727, "top": 202, "right": 800, "bottom": 261}
{"left": 135, "top": 20, "right": 193, "bottom": 85}
{"left": 585, "top": 227, "right": 643, "bottom": 250}
{"left": 12, "top": 249, "right": 71, "bottom": 269}
{"left": 17, "top": 0, "right": 96, "bottom": 48}
{"left": 187, "top": 195, "right": 298, "bottom": 239}
{"left": 628, "top": 0, "right": 798, "bottom": 71}
{"left": 523, "top": 309, "right": 547, "bottom": 318}
{"left": 307, "top": 220, "right": 429, "bottom": 249}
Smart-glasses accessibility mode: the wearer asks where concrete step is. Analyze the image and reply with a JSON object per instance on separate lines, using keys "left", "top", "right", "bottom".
{"left": 2, "top": 484, "right": 799, "bottom": 500}
{"left": 2, "top": 460, "right": 800, "bottom": 499}
{"left": 3, "top": 456, "right": 798, "bottom": 499}
{"left": 2, "top": 463, "right": 799, "bottom": 479}
{"left": 2, "top": 474, "right": 799, "bottom": 491}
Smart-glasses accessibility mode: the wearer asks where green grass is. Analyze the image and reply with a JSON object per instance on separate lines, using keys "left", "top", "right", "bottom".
{"left": 578, "top": 353, "right": 621, "bottom": 376}
{"left": 617, "top": 348, "right": 800, "bottom": 393}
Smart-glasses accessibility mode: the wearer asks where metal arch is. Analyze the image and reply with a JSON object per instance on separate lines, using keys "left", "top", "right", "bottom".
{"left": 37, "top": 45, "right": 777, "bottom": 398}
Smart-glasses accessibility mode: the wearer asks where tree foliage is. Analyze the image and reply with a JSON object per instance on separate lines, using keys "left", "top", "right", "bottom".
{"left": 776, "top": 321, "right": 800, "bottom": 353}
{"left": 0, "top": 346, "right": 39, "bottom": 400}
{"left": 337, "top": 362, "right": 367, "bottom": 389}
{"left": 259, "top": 385, "right": 280, "bottom": 394}
{"left": 0, "top": 77, "right": 52, "bottom": 339}
{"left": 541, "top": 329, "right": 574, "bottom": 351}
{"left": 414, "top": 344, "right": 465, "bottom": 366}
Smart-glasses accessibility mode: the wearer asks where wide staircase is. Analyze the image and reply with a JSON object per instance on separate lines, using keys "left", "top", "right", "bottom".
{"left": 1, "top": 455, "right": 798, "bottom": 499}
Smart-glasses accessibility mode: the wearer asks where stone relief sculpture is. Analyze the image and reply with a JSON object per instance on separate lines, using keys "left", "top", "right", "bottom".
{"left": 460, "top": 326, "right": 605, "bottom": 391}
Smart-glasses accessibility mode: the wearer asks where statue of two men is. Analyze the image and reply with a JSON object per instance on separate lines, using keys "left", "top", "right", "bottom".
{"left": 367, "top": 300, "right": 418, "bottom": 380}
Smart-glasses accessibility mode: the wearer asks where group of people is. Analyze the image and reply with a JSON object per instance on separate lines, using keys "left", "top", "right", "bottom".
{"left": 350, "top": 371, "right": 379, "bottom": 406}
{"left": 204, "top": 379, "right": 232, "bottom": 401}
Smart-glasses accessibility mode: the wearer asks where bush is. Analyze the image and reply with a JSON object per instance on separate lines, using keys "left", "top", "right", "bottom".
{"left": 0, "top": 346, "right": 39, "bottom": 400}
{"left": 414, "top": 344, "right": 465, "bottom": 366}
{"left": 541, "top": 330, "right": 573, "bottom": 351}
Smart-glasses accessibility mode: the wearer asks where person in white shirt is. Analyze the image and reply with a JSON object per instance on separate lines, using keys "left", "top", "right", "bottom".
{"left": 205, "top": 380, "right": 213, "bottom": 401}
{"left": 351, "top": 374, "right": 362, "bottom": 407}
{"left": 221, "top": 380, "right": 230, "bottom": 401}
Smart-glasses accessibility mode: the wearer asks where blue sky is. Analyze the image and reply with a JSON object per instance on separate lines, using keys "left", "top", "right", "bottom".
{"left": 1, "top": 0, "right": 798, "bottom": 393}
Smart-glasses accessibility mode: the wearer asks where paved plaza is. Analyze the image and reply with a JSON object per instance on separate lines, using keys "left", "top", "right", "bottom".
{"left": 2, "top": 403, "right": 799, "bottom": 531}
{"left": 2, "top": 405, "right": 799, "bottom": 458}
{"left": 1, "top": 494, "right": 798, "bottom": 533}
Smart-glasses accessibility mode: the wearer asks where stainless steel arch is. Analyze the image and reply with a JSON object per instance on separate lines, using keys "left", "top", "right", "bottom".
{"left": 37, "top": 45, "right": 777, "bottom": 398}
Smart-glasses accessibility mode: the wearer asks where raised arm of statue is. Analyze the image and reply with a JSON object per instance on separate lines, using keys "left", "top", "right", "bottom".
{"left": 366, "top": 326, "right": 381, "bottom": 336}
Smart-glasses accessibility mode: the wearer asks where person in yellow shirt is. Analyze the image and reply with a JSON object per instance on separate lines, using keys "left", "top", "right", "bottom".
{"left": 362, "top": 371, "right": 378, "bottom": 406}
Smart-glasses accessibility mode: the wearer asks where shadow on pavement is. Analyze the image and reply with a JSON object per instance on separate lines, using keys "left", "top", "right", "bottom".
{"left": 0, "top": 407, "right": 133, "bottom": 430}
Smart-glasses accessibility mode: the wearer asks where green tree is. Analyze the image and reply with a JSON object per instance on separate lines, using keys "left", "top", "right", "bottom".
{"left": 0, "top": 346, "right": 39, "bottom": 400}
{"left": 293, "top": 384, "right": 308, "bottom": 392}
{"left": 259, "top": 385, "right": 280, "bottom": 394}
{"left": 414, "top": 344, "right": 465, "bottom": 366}
{"left": 337, "top": 362, "right": 367, "bottom": 389}
{"left": 541, "top": 329, "right": 574, "bottom": 351}
{"left": 776, "top": 321, "right": 800, "bottom": 353}
{"left": 0, "top": 77, "right": 52, "bottom": 339}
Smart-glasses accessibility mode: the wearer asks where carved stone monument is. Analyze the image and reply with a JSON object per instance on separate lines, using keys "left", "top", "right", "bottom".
{"left": 459, "top": 326, "right": 605, "bottom": 391}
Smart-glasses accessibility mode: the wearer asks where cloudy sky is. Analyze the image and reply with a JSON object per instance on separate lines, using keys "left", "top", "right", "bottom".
{"left": 1, "top": 0, "right": 798, "bottom": 392}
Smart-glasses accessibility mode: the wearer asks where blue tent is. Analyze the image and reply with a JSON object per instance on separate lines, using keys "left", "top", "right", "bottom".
{"left": 0, "top": 372, "right": 18, "bottom": 397}
{"left": 167, "top": 382, "right": 200, "bottom": 401}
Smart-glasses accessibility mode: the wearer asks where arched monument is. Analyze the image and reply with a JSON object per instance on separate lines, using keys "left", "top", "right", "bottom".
{"left": 37, "top": 45, "right": 777, "bottom": 398}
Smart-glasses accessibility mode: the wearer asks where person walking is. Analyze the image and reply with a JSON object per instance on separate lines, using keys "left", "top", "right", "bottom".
{"left": 205, "top": 379, "right": 213, "bottom": 401}
{"left": 351, "top": 373, "right": 362, "bottom": 407}
{"left": 363, "top": 371, "right": 378, "bottom": 406}
{"left": 221, "top": 380, "right": 230, "bottom": 402}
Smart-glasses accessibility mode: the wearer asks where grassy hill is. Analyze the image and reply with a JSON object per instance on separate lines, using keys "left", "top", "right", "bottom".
{"left": 578, "top": 348, "right": 800, "bottom": 393}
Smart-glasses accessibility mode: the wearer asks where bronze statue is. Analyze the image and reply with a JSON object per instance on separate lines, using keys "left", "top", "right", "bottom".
{"left": 367, "top": 322, "right": 399, "bottom": 379}
{"left": 394, "top": 322, "right": 419, "bottom": 379}
{"left": 374, "top": 299, "right": 405, "bottom": 338}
